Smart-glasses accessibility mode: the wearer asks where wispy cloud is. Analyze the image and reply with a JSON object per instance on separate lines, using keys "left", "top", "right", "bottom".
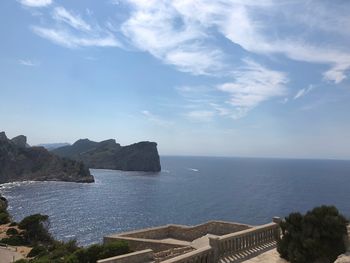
{"left": 216, "top": 2, "right": 350, "bottom": 84}
{"left": 18, "top": 59, "right": 39, "bottom": 66}
{"left": 121, "top": 1, "right": 225, "bottom": 75}
{"left": 20, "top": 0, "right": 350, "bottom": 121}
{"left": 141, "top": 110, "right": 173, "bottom": 127}
{"left": 19, "top": 0, "right": 52, "bottom": 7}
{"left": 177, "top": 59, "right": 288, "bottom": 120}
{"left": 32, "top": 26, "right": 120, "bottom": 48}
{"left": 186, "top": 110, "right": 215, "bottom": 122}
{"left": 121, "top": 1, "right": 350, "bottom": 83}
{"left": 294, "top": 85, "right": 314, "bottom": 100}
{"left": 217, "top": 59, "right": 288, "bottom": 118}
{"left": 53, "top": 7, "right": 91, "bottom": 32}
{"left": 31, "top": 6, "right": 121, "bottom": 48}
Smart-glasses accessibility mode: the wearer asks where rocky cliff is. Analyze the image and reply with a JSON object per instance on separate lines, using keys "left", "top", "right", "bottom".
{"left": 0, "top": 132, "right": 94, "bottom": 183}
{"left": 52, "top": 138, "right": 161, "bottom": 172}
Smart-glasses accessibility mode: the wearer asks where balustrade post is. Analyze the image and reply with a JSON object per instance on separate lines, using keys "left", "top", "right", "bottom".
{"left": 272, "top": 217, "right": 282, "bottom": 241}
{"left": 209, "top": 236, "right": 220, "bottom": 263}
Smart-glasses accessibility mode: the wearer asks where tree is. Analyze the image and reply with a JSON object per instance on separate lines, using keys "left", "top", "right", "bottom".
{"left": 18, "top": 214, "right": 52, "bottom": 244}
{"left": 277, "top": 205, "right": 348, "bottom": 263}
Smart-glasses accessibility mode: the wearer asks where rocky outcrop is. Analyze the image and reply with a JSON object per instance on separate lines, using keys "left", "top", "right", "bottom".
{"left": 11, "top": 135, "right": 29, "bottom": 148}
{"left": 0, "top": 132, "right": 94, "bottom": 183}
{"left": 335, "top": 253, "right": 350, "bottom": 263}
{"left": 52, "top": 138, "right": 161, "bottom": 172}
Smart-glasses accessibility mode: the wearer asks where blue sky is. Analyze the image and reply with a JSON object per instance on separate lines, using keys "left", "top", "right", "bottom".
{"left": 1, "top": 0, "right": 350, "bottom": 159}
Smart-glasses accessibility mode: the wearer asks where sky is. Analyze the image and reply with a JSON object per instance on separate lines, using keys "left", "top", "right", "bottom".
{"left": 1, "top": 0, "right": 350, "bottom": 159}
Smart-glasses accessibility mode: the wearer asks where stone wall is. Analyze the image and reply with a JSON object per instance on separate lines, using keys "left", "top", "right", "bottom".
{"left": 104, "top": 236, "right": 183, "bottom": 253}
{"left": 168, "top": 221, "right": 251, "bottom": 241}
{"left": 109, "top": 221, "right": 251, "bottom": 242}
{"left": 118, "top": 225, "right": 170, "bottom": 239}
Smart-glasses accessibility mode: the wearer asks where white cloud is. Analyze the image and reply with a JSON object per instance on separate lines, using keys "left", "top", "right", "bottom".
{"left": 32, "top": 26, "right": 120, "bottom": 48}
{"left": 216, "top": 2, "right": 350, "bottom": 84}
{"left": 141, "top": 110, "right": 173, "bottom": 127}
{"left": 217, "top": 59, "right": 288, "bottom": 118}
{"left": 31, "top": 5, "right": 122, "bottom": 48}
{"left": 121, "top": 0, "right": 224, "bottom": 75}
{"left": 294, "top": 85, "right": 314, "bottom": 100}
{"left": 186, "top": 110, "right": 215, "bottom": 122}
{"left": 18, "top": 59, "right": 39, "bottom": 66}
{"left": 164, "top": 47, "right": 224, "bottom": 75}
{"left": 121, "top": 1, "right": 350, "bottom": 83}
{"left": 177, "top": 59, "right": 288, "bottom": 120}
{"left": 20, "top": 0, "right": 52, "bottom": 7}
{"left": 53, "top": 7, "right": 91, "bottom": 31}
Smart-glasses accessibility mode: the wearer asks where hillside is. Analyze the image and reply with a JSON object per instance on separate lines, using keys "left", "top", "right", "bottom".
{"left": 52, "top": 138, "right": 161, "bottom": 172}
{"left": 0, "top": 132, "right": 94, "bottom": 183}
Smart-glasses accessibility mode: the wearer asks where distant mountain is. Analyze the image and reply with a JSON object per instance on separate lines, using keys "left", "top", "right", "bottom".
{"left": 52, "top": 138, "right": 161, "bottom": 172}
{"left": 37, "top": 143, "right": 71, "bottom": 151}
{"left": 0, "top": 132, "right": 94, "bottom": 184}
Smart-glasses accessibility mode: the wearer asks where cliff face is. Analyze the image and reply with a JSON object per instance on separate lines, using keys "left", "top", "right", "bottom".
{"left": 52, "top": 138, "right": 161, "bottom": 172}
{"left": 0, "top": 132, "right": 94, "bottom": 183}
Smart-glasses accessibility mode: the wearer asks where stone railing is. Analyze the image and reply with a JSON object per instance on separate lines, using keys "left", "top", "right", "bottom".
{"left": 101, "top": 219, "right": 281, "bottom": 263}
{"left": 163, "top": 221, "right": 280, "bottom": 263}
{"left": 160, "top": 246, "right": 213, "bottom": 263}
{"left": 210, "top": 222, "right": 280, "bottom": 261}
{"left": 97, "top": 249, "right": 154, "bottom": 263}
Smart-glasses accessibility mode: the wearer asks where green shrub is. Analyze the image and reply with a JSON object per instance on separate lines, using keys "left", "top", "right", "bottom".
{"left": 6, "top": 227, "right": 19, "bottom": 236}
{"left": 277, "top": 205, "right": 348, "bottom": 263}
{"left": 28, "top": 245, "right": 48, "bottom": 257}
{"left": 0, "top": 211, "right": 10, "bottom": 224}
{"left": 1, "top": 235, "right": 27, "bottom": 246}
{"left": 74, "top": 241, "right": 130, "bottom": 263}
{"left": 98, "top": 241, "right": 130, "bottom": 260}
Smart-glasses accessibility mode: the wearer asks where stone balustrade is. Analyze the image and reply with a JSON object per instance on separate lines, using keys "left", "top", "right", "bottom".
{"left": 97, "top": 249, "right": 154, "bottom": 263}
{"left": 158, "top": 222, "right": 280, "bottom": 263}
{"left": 212, "top": 222, "right": 280, "bottom": 261}
{"left": 101, "top": 219, "right": 281, "bottom": 263}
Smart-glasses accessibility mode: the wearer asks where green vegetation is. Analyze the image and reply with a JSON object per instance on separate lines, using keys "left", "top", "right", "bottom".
{"left": 14, "top": 240, "right": 130, "bottom": 263}
{"left": 0, "top": 210, "right": 10, "bottom": 224}
{"left": 0, "top": 196, "right": 10, "bottom": 224}
{"left": 277, "top": 205, "right": 348, "bottom": 263}
{"left": 1, "top": 234, "right": 26, "bottom": 246}
{"left": 18, "top": 214, "right": 53, "bottom": 245}
{"left": 6, "top": 227, "right": 19, "bottom": 235}
{"left": 27, "top": 245, "right": 48, "bottom": 257}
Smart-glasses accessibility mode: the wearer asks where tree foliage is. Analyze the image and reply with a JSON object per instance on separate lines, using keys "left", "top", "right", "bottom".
{"left": 15, "top": 240, "right": 130, "bottom": 263}
{"left": 277, "top": 205, "right": 348, "bottom": 263}
{"left": 18, "top": 214, "right": 52, "bottom": 245}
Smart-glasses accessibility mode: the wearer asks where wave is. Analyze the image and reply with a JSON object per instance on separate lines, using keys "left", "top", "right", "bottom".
{"left": 0, "top": 180, "right": 37, "bottom": 191}
{"left": 187, "top": 168, "right": 199, "bottom": 172}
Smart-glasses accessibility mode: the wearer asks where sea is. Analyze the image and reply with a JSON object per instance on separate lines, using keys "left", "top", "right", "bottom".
{"left": 1, "top": 156, "right": 350, "bottom": 246}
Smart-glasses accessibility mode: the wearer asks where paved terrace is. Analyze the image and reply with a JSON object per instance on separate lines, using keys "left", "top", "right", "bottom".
{"left": 101, "top": 219, "right": 281, "bottom": 263}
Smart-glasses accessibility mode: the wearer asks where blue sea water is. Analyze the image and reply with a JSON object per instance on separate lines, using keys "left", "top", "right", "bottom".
{"left": 1, "top": 156, "right": 350, "bottom": 246}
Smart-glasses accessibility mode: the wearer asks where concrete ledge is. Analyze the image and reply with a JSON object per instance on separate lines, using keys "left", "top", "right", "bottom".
{"left": 97, "top": 249, "right": 154, "bottom": 263}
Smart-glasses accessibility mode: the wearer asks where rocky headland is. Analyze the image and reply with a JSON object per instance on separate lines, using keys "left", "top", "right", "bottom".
{"left": 0, "top": 132, "right": 94, "bottom": 183}
{"left": 52, "top": 138, "right": 161, "bottom": 172}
